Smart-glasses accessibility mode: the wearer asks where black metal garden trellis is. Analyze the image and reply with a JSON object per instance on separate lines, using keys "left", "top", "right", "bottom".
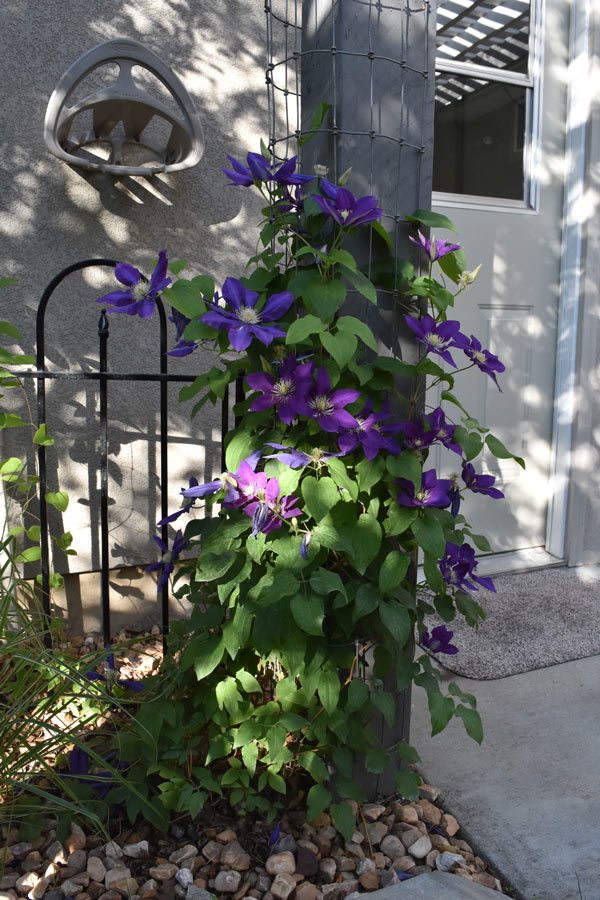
{"left": 17, "top": 258, "right": 234, "bottom": 650}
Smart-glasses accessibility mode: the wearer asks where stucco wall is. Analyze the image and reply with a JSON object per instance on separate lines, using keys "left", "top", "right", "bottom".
{"left": 0, "top": 2, "right": 269, "bottom": 595}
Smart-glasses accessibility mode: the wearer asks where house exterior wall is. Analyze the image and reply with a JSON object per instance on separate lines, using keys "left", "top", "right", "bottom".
{"left": 0, "top": 2, "right": 268, "bottom": 605}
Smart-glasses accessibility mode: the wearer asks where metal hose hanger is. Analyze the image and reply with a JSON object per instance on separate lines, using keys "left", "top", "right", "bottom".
{"left": 44, "top": 38, "right": 204, "bottom": 176}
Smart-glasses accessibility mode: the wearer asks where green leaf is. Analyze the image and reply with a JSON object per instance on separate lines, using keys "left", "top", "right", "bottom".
{"left": 411, "top": 514, "right": 446, "bottom": 558}
{"left": 216, "top": 676, "right": 242, "bottom": 714}
{"left": 0, "top": 279, "right": 17, "bottom": 290}
{"left": 371, "top": 689, "right": 396, "bottom": 727}
{"left": 387, "top": 452, "right": 422, "bottom": 489}
{"left": 330, "top": 801, "right": 356, "bottom": 842}
{"left": 15, "top": 545, "right": 41, "bottom": 563}
{"left": 310, "top": 568, "right": 347, "bottom": 597}
{"left": 455, "top": 705, "right": 484, "bottom": 744}
{"left": 337, "top": 315, "right": 378, "bottom": 352}
{"left": 454, "top": 427, "right": 484, "bottom": 461}
{"left": 326, "top": 457, "right": 358, "bottom": 501}
{"left": 346, "top": 678, "right": 369, "bottom": 712}
{"left": 320, "top": 330, "right": 357, "bottom": 368}
{"left": 286, "top": 314, "right": 326, "bottom": 344}
{"left": 440, "top": 390, "right": 470, "bottom": 417}
{"left": 196, "top": 551, "right": 237, "bottom": 582}
{"left": 470, "top": 533, "right": 492, "bottom": 552}
{"left": 297, "top": 751, "right": 330, "bottom": 782}
{"left": 339, "top": 265, "right": 377, "bottom": 304}
{"left": 423, "top": 551, "right": 444, "bottom": 592}
{"left": 0, "top": 413, "right": 25, "bottom": 428}
{"left": 268, "top": 771, "right": 287, "bottom": 794}
{"left": 406, "top": 209, "right": 458, "bottom": 233}
{"left": 485, "top": 434, "right": 525, "bottom": 469}
{"left": 384, "top": 505, "right": 417, "bottom": 537}
{"left": 396, "top": 740, "right": 420, "bottom": 764}
{"left": 380, "top": 600, "right": 412, "bottom": 646}
{"left": 326, "top": 249, "right": 357, "bottom": 271}
{"left": 299, "top": 101, "right": 331, "bottom": 145}
{"left": 291, "top": 271, "right": 347, "bottom": 319}
{"left": 356, "top": 457, "right": 386, "bottom": 493}
{"left": 438, "top": 249, "right": 467, "bottom": 283}
{"left": 352, "top": 583, "right": 380, "bottom": 623}
{"left": 163, "top": 279, "right": 207, "bottom": 319}
{"left": 168, "top": 258, "right": 188, "bottom": 275}
{"left": 290, "top": 592, "right": 325, "bottom": 636}
{"left": 241, "top": 742, "right": 259, "bottom": 776}
{"left": 225, "top": 428, "right": 257, "bottom": 471}
{"left": 379, "top": 551, "right": 411, "bottom": 595}
{"left": 371, "top": 220, "right": 395, "bottom": 254}
{"left": 33, "top": 424, "right": 54, "bottom": 446}
{"left": 394, "top": 768, "right": 421, "bottom": 799}
{"left": 45, "top": 491, "right": 69, "bottom": 512}
{"left": 365, "top": 747, "right": 390, "bottom": 774}
{"left": 340, "top": 513, "right": 382, "bottom": 575}
{"left": 428, "top": 691, "right": 455, "bottom": 736}
{"left": 193, "top": 636, "right": 225, "bottom": 680}
{"left": 236, "top": 669, "right": 262, "bottom": 693}
{"left": 317, "top": 668, "right": 340, "bottom": 714}
{"left": 302, "top": 476, "right": 340, "bottom": 522}
{"left": 306, "top": 783, "right": 332, "bottom": 822}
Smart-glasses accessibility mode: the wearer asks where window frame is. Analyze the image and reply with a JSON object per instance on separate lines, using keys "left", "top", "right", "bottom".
{"left": 432, "top": 0, "right": 545, "bottom": 213}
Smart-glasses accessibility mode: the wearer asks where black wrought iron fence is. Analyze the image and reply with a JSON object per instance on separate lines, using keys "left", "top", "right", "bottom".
{"left": 11, "top": 259, "right": 235, "bottom": 650}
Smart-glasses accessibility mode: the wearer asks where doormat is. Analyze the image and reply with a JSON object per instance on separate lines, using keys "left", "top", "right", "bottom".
{"left": 423, "top": 565, "right": 600, "bottom": 680}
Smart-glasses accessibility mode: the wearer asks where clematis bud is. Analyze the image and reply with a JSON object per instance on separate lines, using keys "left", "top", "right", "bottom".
{"left": 458, "top": 264, "right": 482, "bottom": 290}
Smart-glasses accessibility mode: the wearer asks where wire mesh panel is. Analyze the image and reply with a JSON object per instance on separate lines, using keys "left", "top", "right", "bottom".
{"left": 265, "top": 0, "right": 438, "bottom": 796}
{"left": 266, "top": 0, "right": 435, "bottom": 358}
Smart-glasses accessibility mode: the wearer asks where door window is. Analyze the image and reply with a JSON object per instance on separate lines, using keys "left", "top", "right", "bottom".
{"left": 433, "top": 0, "right": 538, "bottom": 206}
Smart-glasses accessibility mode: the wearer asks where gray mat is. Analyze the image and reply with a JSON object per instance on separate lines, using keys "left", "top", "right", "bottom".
{"left": 426, "top": 564, "right": 600, "bottom": 680}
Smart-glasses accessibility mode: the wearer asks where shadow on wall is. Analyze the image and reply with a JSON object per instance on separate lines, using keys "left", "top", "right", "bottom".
{"left": 0, "top": 1, "right": 272, "bottom": 594}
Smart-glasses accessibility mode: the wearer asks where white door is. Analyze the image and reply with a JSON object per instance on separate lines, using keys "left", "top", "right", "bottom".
{"left": 429, "top": 0, "right": 569, "bottom": 554}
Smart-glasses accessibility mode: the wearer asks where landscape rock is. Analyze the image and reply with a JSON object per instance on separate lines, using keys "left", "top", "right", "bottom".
{"left": 317, "top": 859, "right": 336, "bottom": 884}
{"left": 393, "top": 855, "right": 416, "bottom": 872}
{"left": 407, "top": 835, "right": 433, "bottom": 859}
{"left": 169, "top": 846, "right": 198, "bottom": 867}
{"left": 66, "top": 849, "right": 87, "bottom": 873}
{"left": 148, "top": 864, "right": 178, "bottom": 881}
{"left": 65, "top": 825, "right": 86, "bottom": 854}
{"left": 123, "top": 841, "right": 149, "bottom": 859}
{"left": 214, "top": 871, "right": 242, "bottom": 894}
{"left": 359, "top": 822, "right": 388, "bottom": 847}
{"left": 443, "top": 814, "right": 461, "bottom": 837}
{"left": 265, "top": 853, "right": 295, "bottom": 876}
{"left": 379, "top": 836, "right": 404, "bottom": 860}
{"left": 201, "top": 842, "right": 222, "bottom": 864}
{"left": 221, "top": 842, "right": 251, "bottom": 872}
{"left": 104, "top": 867, "right": 132, "bottom": 890}
{"left": 45, "top": 843, "right": 66, "bottom": 866}
{"left": 320, "top": 880, "right": 359, "bottom": 899}
{"left": 87, "top": 858, "right": 107, "bottom": 882}
{"left": 15, "top": 872, "right": 39, "bottom": 894}
{"left": 436, "top": 851, "right": 466, "bottom": 872}
{"left": 176, "top": 869, "right": 194, "bottom": 889}
{"left": 272, "top": 835, "right": 298, "bottom": 856}
{"left": 295, "top": 848, "right": 318, "bottom": 879}
{"left": 270, "top": 873, "right": 296, "bottom": 900}
{"left": 295, "top": 883, "right": 321, "bottom": 900}
{"left": 27, "top": 877, "right": 49, "bottom": 899}
{"left": 361, "top": 805, "right": 386, "bottom": 823}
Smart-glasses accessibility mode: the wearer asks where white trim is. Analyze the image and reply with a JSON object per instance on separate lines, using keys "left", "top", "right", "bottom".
{"left": 545, "top": 0, "right": 590, "bottom": 559}
{"left": 435, "top": 58, "right": 533, "bottom": 87}
{"left": 432, "top": 191, "right": 537, "bottom": 213}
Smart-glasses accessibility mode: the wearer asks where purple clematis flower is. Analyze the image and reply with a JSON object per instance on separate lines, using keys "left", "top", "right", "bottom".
{"left": 409, "top": 230, "right": 461, "bottom": 262}
{"left": 338, "top": 401, "right": 402, "bottom": 460}
{"left": 202, "top": 277, "right": 294, "bottom": 352}
{"left": 158, "top": 477, "right": 203, "bottom": 526}
{"left": 462, "top": 462, "right": 504, "bottom": 499}
{"left": 246, "top": 356, "right": 313, "bottom": 425}
{"left": 463, "top": 335, "right": 505, "bottom": 389}
{"left": 421, "top": 625, "right": 459, "bottom": 655}
{"left": 96, "top": 250, "right": 171, "bottom": 319}
{"left": 448, "top": 483, "right": 461, "bottom": 518}
{"left": 313, "top": 181, "right": 382, "bottom": 227}
{"left": 300, "top": 532, "right": 311, "bottom": 560}
{"left": 264, "top": 443, "right": 344, "bottom": 469}
{"left": 222, "top": 152, "right": 313, "bottom": 187}
{"left": 306, "top": 368, "right": 359, "bottom": 433}
{"left": 405, "top": 314, "right": 468, "bottom": 368}
{"left": 167, "top": 307, "right": 198, "bottom": 358}
{"left": 401, "top": 408, "right": 462, "bottom": 456}
{"left": 233, "top": 470, "right": 301, "bottom": 536}
{"left": 146, "top": 530, "right": 188, "bottom": 591}
{"left": 396, "top": 469, "right": 453, "bottom": 508}
{"left": 440, "top": 542, "right": 496, "bottom": 593}
{"left": 68, "top": 746, "right": 90, "bottom": 777}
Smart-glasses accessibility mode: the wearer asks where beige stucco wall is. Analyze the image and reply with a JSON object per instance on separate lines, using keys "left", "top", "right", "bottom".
{"left": 0, "top": 1, "right": 270, "bottom": 620}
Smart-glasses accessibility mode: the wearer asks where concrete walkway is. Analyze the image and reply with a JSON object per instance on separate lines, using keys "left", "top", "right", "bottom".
{"left": 411, "top": 655, "right": 600, "bottom": 900}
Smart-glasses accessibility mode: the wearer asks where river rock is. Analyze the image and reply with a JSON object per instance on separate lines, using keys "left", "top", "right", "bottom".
{"left": 87, "top": 857, "right": 106, "bottom": 882}
{"left": 214, "top": 870, "right": 241, "bottom": 893}
{"left": 272, "top": 835, "right": 297, "bottom": 856}
{"left": 295, "top": 848, "right": 318, "bottom": 879}
{"left": 45, "top": 842, "right": 67, "bottom": 866}
{"left": 359, "top": 822, "right": 388, "bottom": 847}
{"left": 176, "top": 868, "right": 194, "bottom": 888}
{"left": 379, "top": 835, "right": 404, "bottom": 860}
{"left": 418, "top": 799, "right": 443, "bottom": 825}
{"left": 295, "top": 883, "right": 321, "bottom": 900}
{"left": 216, "top": 830, "right": 237, "bottom": 844}
{"left": 148, "top": 863, "right": 178, "bottom": 881}
{"left": 104, "top": 867, "right": 132, "bottom": 890}
{"left": 265, "top": 853, "right": 295, "bottom": 876}
{"left": 169, "top": 846, "right": 198, "bottom": 867}
{"left": 65, "top": 824, "right": 87, "bottom": 854}
{"left": 270, "top": 873, "right": 296, "bottom": 900}
{"left": 201, "top": 841, "right": 222, "bottom": 863}
{"left": 318, "top": 859, "right": 336, "bottom": 884}
{"left": 66, "top": 849, "right": 87, "bottom": 873}
{"left": 443, "top": 814, "right": 460, "bottom": 837}
{"left": 15, "top": 873, "right": 38, "bottom": 893}
{"left": 123, "top": 841, "right": 149, "bottom": 859}
{"left": 221, "top": 842, "right": 251, "bottom": 872}
{"left": 361, "top": 805, "right": 386, "bottom": 823}
{"left": 408, "top": 835, "right": 432, "bottom": 859}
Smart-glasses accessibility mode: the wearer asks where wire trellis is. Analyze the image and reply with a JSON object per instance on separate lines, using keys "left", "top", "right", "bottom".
{"left": 265, "top": 0, "right": 435, "bottom": 357}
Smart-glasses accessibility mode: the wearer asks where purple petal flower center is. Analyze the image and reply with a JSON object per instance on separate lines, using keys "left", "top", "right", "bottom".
{"left": 273, "top": 377, "right": 295, "bottom": 400}
{"left": 473, "top": 350, "right": 487, "bottom": 364}
{"left": 131, "top": 281, "right": 149, "bottom": 301}
{"left": 309, "top": 394, "right": 335, "bottom": 416}
{"left": 237, "top": 307, "right": 261, "bottom": 324}
{"left": 415, "top": 489, "right": 430, "bottom": 502}
{"left": 425, "top": 332, "right": 446, "bottom": 348}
